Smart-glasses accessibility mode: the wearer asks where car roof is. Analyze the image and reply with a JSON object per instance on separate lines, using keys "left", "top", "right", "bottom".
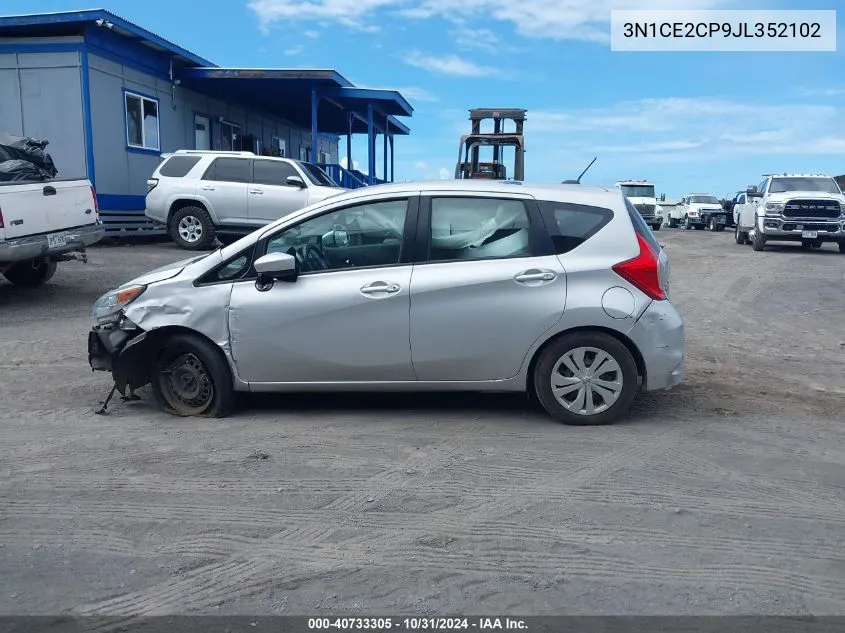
{"left": 330, "top": 180, "right": 620, "bottom": 206}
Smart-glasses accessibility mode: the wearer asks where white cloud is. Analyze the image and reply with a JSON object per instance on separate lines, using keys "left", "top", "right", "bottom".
{"left": 304, "top": 30, "right": 320, "bottom": 38}
{"left": 284, "top": 45, "right": 304, "bottom": 55}
{"left": 438, "top": 167, "right": 451, "bottom": 179}
{"left": 394, "top": 86, "right": 438, "bottom": 102}
{"left": 402, "top": 51, "right": 497, "bottom": 76}
{"left": 526, "top": 97, "right": 845, "bottom": 163}
{"left": 249, "top": 0, "right": 731, "bottom": 42}
{"left": 449, "top": 25, "right": 502, "bottom": 53}
{"left": 340, "top": 156, "right": 360, "bottom": 170}
{"left": 414, "top": 160, "right": 428, "bottom": 170}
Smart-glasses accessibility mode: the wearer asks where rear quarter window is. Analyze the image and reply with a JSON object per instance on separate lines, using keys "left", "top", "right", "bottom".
{"left": 624, "top": 197, "right": 661, "bottom": 252}
{"left": 158, "top": 156, "right": 201, "bottom": 177}
{"left": 537, "top": 201, "right": 614, "bottom": 254}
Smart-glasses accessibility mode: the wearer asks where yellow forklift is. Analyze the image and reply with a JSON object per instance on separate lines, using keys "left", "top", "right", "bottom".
{"left": 455, "top": 108, "right": 526, "bottom": 180}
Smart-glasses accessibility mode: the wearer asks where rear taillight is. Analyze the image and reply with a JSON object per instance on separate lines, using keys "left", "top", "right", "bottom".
{"left": 147, "top": 178, "right": 158, "bottom": 193}
{"left": 612, "top": 233, "right": 666, "bottom": 301}
{"left": 90, "top": 185, "right": 99, "bottom": 215}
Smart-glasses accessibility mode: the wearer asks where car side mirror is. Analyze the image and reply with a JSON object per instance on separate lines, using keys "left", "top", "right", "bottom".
{"left": 321, "top": 228, "right": 349, "bottom": 248}
{"left": 746, "top": 186, "right": 761, "bottom": 197}
{"left": 254, "top": 252, "right": 298, "bottom": 285}
{"left": 286, "top": 175, "right": 306, "bottom": 188}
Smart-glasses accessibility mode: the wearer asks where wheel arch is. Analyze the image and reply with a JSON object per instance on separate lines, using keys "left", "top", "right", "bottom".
{"left": 525, "top": 325, "right": 647, "bottom": 398}
{"left": 167, "top": 198, "right": 215, "bottom": 227}
{"left": 114, "top": 325, "right": 233, "bottom": 395}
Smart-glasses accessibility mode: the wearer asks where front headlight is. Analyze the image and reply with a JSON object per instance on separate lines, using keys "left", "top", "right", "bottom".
{"left": 765, "top": 202, "right": 784, "bottom": 213}
{"left": 92, "top": 285, "right": 146, "bottom": 324}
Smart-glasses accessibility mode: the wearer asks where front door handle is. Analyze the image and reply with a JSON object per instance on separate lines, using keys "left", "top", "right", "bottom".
{"left": 249, "top": 189, "right": 264, "bottom": 195}
{"left": 200, "top": 186, "right": 215, "bottom": 191}
{"left": 514, "top": 270, "right": 556, "bottom": 283}
{"left": 360, "top": 281, "right": 401, "bottom": 296}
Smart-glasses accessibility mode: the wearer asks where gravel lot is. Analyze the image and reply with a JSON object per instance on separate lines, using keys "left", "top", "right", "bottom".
{"left": 1, "top": 230, "right": 844, "bottom": 617}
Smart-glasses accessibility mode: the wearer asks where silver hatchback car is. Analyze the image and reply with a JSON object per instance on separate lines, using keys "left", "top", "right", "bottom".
{"left": 88, "top": 180, "right": 684, "bottom": 425}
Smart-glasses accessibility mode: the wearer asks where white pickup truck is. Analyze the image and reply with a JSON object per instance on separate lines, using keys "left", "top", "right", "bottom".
{"left": 0, "top": 179, "right": 105, "bottom": 288}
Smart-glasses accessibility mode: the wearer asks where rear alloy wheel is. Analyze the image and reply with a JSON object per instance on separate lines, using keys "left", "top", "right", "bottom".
{"left": 151, "top": 333, "right": 235, "bottom": 417}
{"left": 3, "top": 257, "right": 57, "bottom": 288}
{"left": 170, "top": 206, "right": 216, "bottom": 251}
{"left": 534, "top": 332, "right": 639, "bottom": 426}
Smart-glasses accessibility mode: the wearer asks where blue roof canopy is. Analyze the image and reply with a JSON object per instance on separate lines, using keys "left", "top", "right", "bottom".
{"left": 178, "top": 68, "right": 412, "bottom": 136}
{"left": 0, "top": 9, "right": 413, "bottom": 136}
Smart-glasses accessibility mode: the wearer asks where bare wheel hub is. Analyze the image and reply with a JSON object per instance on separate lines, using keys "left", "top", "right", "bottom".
{"left": 166, "top": 354, "right": 213, "bottom": 410}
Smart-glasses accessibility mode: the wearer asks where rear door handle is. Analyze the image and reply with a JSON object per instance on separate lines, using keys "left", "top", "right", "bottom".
{"left": 514, "top": 270, "right": 556, "bottom": 283}
{"left": 249, "top": 190, "right": 264, "bottom": 195}
{"left": 200, "top": 186, "right": 215, "bottom": 191}
{"left": 360, "top": 281, "right": 401, "bottom": 296}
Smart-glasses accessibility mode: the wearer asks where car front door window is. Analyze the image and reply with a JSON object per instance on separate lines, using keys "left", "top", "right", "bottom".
{"left": 265, "top": 199, "right": 409, "bottom": 273}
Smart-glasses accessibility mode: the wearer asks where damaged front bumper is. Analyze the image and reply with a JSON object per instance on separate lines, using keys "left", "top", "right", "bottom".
{"left": 88, "top": 323, "right": 153, "bottom": 394}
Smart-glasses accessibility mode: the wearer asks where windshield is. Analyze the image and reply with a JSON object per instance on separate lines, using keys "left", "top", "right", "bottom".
{"left": 688, "top": 195, "right": 720, "bottom": 204}
{"left": 769, "top": 177, "right": 840, "bottom": 194}
{"left": 297, "top": 161, "right": 338, "bottom": 187}
{"left": 620, "top": 185, "right": 655, "bottom": 198}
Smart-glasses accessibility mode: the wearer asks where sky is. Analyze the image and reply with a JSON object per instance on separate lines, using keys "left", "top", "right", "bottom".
{"left": 8, "top": 0, "right": 845, "bottom": 198}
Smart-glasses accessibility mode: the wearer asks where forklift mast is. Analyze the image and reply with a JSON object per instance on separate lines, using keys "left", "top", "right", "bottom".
{"left": 456, "top": 108, "right": 526, "bottom": 181}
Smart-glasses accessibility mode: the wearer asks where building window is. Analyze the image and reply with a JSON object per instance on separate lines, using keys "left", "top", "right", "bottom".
{"left": 125, "top": 91, "right": 160, "bottom": 150}
{"left": 219, "top": 121, "right": 240, "bottom": 151}
{"left": 194, "top": 114, "right": 210, "bottom": 150}
{"left": 266, "top": 136, "right": 286, "bottom": 157}
{"left": 318, "top": 151, "right": 331, "bottom": 164}
{"left": 299, "top": 146, "right": 310, "bottom": 162}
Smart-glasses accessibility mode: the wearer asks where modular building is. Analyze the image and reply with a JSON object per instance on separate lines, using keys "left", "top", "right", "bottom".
{"left": 0, "top": 9, "right": 413, "bottom": 232}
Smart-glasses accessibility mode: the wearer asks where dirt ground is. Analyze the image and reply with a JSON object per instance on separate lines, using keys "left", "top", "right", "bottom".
{"left": 1, "top": 229, "right": 844, "bottom": 617}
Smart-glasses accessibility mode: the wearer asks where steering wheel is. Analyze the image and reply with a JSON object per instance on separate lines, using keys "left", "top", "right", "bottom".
{"left": 295, "top": 244, "right": 332, "bottom": 272}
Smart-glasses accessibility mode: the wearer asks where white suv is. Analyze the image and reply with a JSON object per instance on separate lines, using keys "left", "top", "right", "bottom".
{"left": 145, "top": 150, "right": 347, "bottom": 250}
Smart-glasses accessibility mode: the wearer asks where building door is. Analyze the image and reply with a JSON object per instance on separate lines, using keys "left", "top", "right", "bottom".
{"left": 194, "top": 115, "right": 210, "bottom": 150}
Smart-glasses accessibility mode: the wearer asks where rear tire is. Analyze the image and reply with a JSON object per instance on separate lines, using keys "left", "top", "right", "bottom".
{"left": 150, "top": 333, "right": 235, "bottom": 418}
{"left": 714, "top": 224, "right": 726, "bottom": 232}
{"left": 734, "top": 224, "right": 748, "bottom": 245}
{"left": 839, "top": 242, "right": 845, "bottom": 253}
{"left": 668, "top": 218, "right": 678, "bottom": 228}
{"left": 652, "top": 223, "right": 661, "bottom": 231}
{"left": 533, "top": 331, "right": 639, "bottom": 426}
{"left": 170, "top": 206, "right": 216, "bottom": 251}
{"left": 684, "top": 216, "right": 693, "bottom": 230}
{"left": 3, "top": 257, "right": 57, "bottom": 288}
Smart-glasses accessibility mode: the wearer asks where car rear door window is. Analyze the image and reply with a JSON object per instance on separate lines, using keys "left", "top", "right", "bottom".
{"left": 253, "top": 159, "right": 300, "bottom": 186}
{"left": 426, "top": 197, "right": 531, "bottom": 262}
{"left": 202, "top": 157, "right": 250, "bottom": 183}
{"left": 537, "top": 201, "right": 614, "bottom": 254}
{"left": 158, "top": 156, "right": 201, "bottom": 177}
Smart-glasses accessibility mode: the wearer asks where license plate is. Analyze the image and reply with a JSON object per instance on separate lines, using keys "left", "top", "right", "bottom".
{"left": 801, "top": 231, "right": 818, "bottom": 238}
{"left": 47, "top": 232, "right": 67, "bottom": 249}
